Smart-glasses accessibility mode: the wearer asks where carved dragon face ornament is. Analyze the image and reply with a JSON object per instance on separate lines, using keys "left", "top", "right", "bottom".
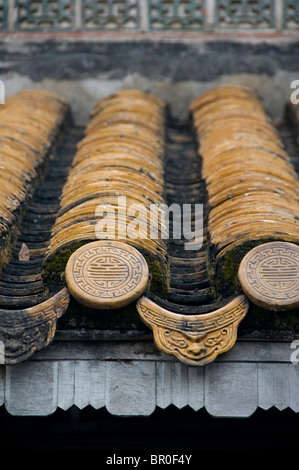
{"left": 135, "top": 241, "right": 299, "bottom": 366}
{"left": 136, "top": 295, "right": 249, "bottom": 366}
{"left": 0, "top": 288, "right": 70, "bottom": 364}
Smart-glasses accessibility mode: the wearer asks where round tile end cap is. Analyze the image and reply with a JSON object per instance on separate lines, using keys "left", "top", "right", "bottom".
{"left": 65, "top": 240, "right": 149, "bottom": 310}
{"left": 238, "top": 241, "right": 299, "bottom": 311}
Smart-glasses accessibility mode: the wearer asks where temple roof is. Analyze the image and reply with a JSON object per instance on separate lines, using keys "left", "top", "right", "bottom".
{"left": 0, "top": 85, "right": 298, "bottom": 416}
{"left": 0, "top": 86, "right": 298, "bottom": 362}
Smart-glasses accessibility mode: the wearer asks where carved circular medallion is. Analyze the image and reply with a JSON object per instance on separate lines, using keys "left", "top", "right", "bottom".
{"left": 238, "top": 241, "right": 299, "bottom": 311}
{"left": 65, "top": 241, "right": 149, "bottom": 309}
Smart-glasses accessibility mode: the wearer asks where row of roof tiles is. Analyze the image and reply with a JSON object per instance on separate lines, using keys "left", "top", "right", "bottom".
{"left": 0, "top": 86, "right": 298, "bottom": 365}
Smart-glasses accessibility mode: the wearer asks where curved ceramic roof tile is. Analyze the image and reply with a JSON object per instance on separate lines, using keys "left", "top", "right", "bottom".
{"left": 0, "top": 90, "right": 70, "bottom": 363}
{"left": 0, "top": 90, "right": 69, "bottom": 273}
{"left": 44, "top": 89, "right": 169, "bottom": 300}
{"left": 190, "top": 85, "right": 299, "bottom": 303}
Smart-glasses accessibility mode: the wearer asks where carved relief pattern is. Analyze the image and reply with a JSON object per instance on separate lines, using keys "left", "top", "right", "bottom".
{"left": 0, "top": 288, "right": 70, "bottom": 364}
{"left": 82, "top": 0, "right": 140, "bottom": 30}
{"left": 216, "top": 0, "right": 275, "bottom": 28}
{"left": 283, "top": 0, "right": 299, "bottom": 29}
{"left": 0, "top": 0, "right": 294, "bottom": 31}
{"left": 148, "top": 0, "right": 206, "bottom": 30}
{"left": 15, "top": 0, "right": 76, "bottom": 30}
{"left": 72, "top": 245, "right": 144, "bottom": 299}
{"left": 136, "top": 295, "right": 248, "bottom": 366}
{"left": 245, "top": 245, "right": 299, "bottom": 300}
{"left": 0, "top": 0, "right": 8, "bottom": 30}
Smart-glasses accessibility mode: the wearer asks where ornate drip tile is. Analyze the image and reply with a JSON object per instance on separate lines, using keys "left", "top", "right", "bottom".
{"left": 136, "top": 295, "right": 249, "bottom": 366}
{"left": 283, "top": 0, "right": 299, "bottom": 29}
{"left": 82, "top": 0, "right": 140, "bottom": 30}
{"left": 15, "top": 0, "right": 76, "bottom": 31}
{"left": 0, "top": 288, "right": 70, "bottom": 364}
{"left": 215, "top": 0, "right": 275, "bottom": 29}
{"left": 148, "top": 0, "right": 206, "bottom": 31}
